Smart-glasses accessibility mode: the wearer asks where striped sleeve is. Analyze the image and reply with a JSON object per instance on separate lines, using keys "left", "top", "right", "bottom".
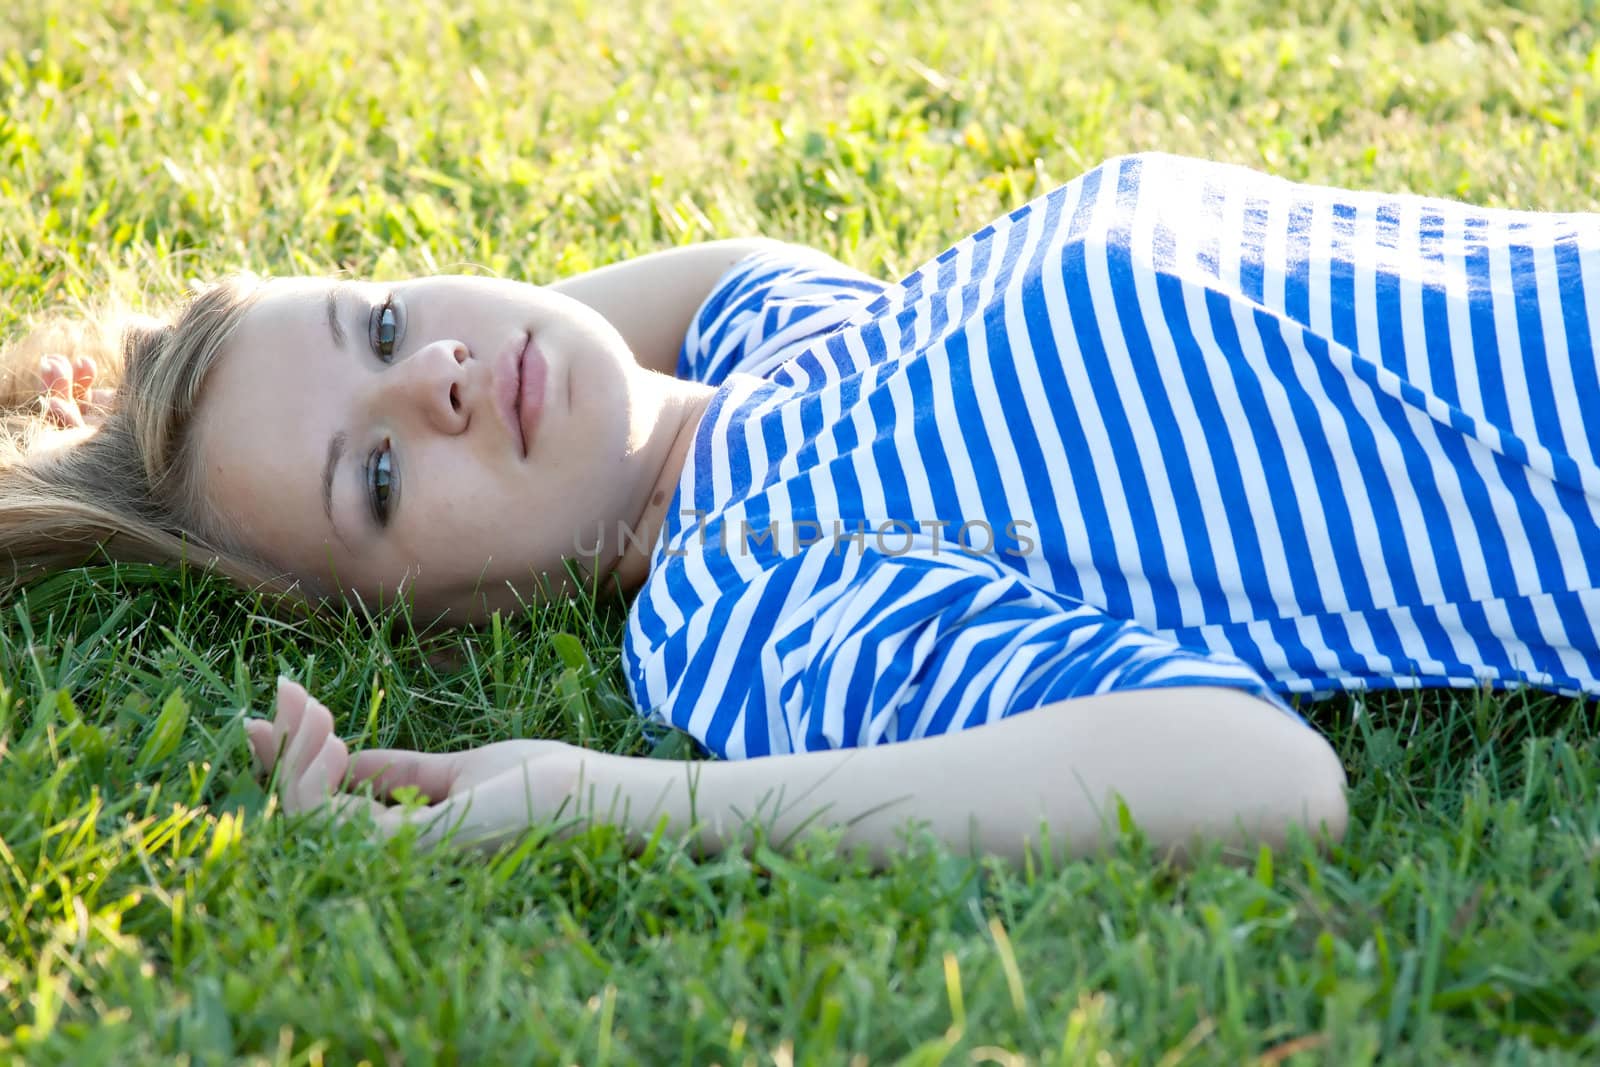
{"left": 677, "top": 244, "right": 888, "bottom": 385}
{"left": 628, "top": 546, "right": 1304, "bottom": 759}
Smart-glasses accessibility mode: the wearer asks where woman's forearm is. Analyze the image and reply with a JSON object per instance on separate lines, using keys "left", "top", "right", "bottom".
{"left": 548, "top": 238, "right": 785, "bottom": 376}
{"left": 559, "top": 687, "right": 1348, "bottom": 865}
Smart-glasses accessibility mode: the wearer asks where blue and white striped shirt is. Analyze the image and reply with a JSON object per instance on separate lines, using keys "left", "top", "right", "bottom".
{"left": 623, "top": 152, "right": 1600, "bottom": 758}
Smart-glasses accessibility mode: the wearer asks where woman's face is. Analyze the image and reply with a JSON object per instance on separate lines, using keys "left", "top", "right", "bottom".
{"left": 193, "top": 275, "right": 665, "bottom": 619}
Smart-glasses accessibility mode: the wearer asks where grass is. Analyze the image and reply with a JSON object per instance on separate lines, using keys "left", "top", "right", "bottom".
{"left": 3, "top": 0, "right": 1600, "bottom": 1061}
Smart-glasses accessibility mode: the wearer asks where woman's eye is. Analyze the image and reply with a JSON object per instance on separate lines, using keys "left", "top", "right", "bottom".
{"left": 366, "top": 440, "right": 398, "bottom": 527}
{"left": 371, "top": 296, "right": 399, "bottom": 362}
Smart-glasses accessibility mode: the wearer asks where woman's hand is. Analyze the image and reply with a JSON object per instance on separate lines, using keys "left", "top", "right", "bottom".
{"left": 244, "top": 677, "right": 582, "bottom": 849}
{"left": 37, "top": 354, "right": 113, "bottom": 428}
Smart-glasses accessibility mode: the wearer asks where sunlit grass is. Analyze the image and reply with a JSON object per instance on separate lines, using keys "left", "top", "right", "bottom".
{"left": 3, "top": 0, "right": 1600, "bottom": 1061}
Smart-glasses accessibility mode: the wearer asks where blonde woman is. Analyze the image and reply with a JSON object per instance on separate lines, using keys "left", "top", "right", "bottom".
{"left": 16, "top": 153, "right": 1597, "bottom": 864}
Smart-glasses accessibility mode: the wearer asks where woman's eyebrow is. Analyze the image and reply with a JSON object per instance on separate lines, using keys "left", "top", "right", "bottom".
{"left": 325, "top": 283, "right": 351, "bottom": 350}
{"left": 322, "top": 431, "right": 347, "bottom": 527}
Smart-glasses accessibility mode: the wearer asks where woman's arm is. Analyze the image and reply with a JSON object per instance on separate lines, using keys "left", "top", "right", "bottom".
{"left": 251, "top": 681, "right": 1347, "bottom": 866}
{"left": 548, "top": 239, "right": 788, "bottom": 377}
{"left": 568, "top": 687, "right": 1347, "bottom": 864}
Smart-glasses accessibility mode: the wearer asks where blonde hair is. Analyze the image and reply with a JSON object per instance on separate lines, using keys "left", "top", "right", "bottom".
{"left": 0, "top": 276, "right": 291, "bottom": 597}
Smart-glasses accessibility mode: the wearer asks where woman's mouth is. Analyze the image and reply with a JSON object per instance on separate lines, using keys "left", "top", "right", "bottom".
{"left": 497, "top": 331, "right": 533, "bottom": 458}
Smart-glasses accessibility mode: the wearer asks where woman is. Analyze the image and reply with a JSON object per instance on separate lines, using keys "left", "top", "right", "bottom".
{"left": 19, "top": 150, "right": 1598, "bottom": 864}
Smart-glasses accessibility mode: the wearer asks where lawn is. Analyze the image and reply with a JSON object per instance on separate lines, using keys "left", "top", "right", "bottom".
{"left": 3, "top": 0, "right": 1600, "bottom": 1062}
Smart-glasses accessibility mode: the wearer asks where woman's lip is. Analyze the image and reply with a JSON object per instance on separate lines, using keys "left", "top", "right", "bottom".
{"left": 497, "top": 332, "right": 531, "bottom": 457}
{"left": 518, "top": 337, "right": 547, "bottom": 457}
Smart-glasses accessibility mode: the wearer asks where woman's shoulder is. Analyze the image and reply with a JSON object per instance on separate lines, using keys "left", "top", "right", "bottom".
{"left": 676, "top": 242, "right": 890, "bottom": 387}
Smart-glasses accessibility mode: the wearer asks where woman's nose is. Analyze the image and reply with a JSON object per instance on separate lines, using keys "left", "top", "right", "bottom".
{"left": 386, "top": 339, "right": 470, "bottom": 434}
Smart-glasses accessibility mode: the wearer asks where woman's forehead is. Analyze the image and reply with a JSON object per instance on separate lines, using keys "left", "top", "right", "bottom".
{"left": 195, "top": 285, "right": 343, "bottom": 541}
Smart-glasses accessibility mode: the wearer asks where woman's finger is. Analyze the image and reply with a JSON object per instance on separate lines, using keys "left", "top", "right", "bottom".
{"left": 39, "top": 355, "right": 71, "bottom": 391}
{"left": 347, "top": 739, "right": 551, "bottom": 801}
{"left": 70, "top": 356, "right": 96, "bottom": 403}
{"left": 269, "top": 678, "right": 308, "bottom": 762}
{"left": 244, "top": 718, "right": 275, "bottom": 775}
{"left": 285, "top": 733, "right": 350, "bottom": 813}
{"left": 347, "top": 748, "right": 460, "bottom": 802}
{"left": 326, "top": 792, "right": 416, "bottom": 837}
{"left": 324, "top": 761, "right": 554, "bottom": 849}
{"left": 37, "top": 356, "right": 96, "bottom": 429}
{"left": 42, "top": 396, "right": 84, "bottom": 428}
{"left": 281, "top": 689, "right": 335, "bottom": 780}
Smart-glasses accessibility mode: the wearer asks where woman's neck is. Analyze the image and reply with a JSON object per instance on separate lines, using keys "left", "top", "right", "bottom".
{"left": 607, "top": 377, "right": 716, "bottom": 595}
